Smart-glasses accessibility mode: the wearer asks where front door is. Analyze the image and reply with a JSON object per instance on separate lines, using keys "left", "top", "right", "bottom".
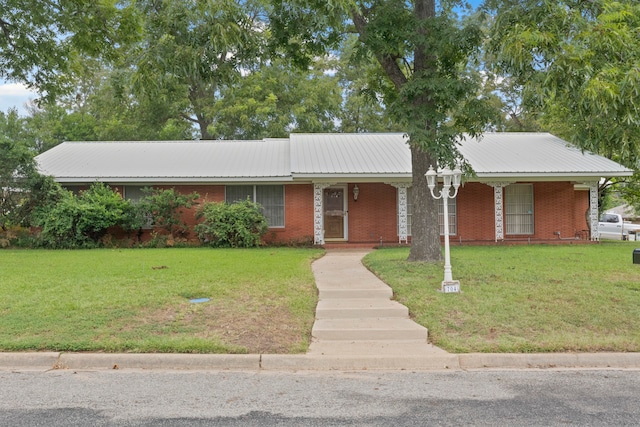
{"left": 324, "top": 187, "right": 347, "bottom": 240}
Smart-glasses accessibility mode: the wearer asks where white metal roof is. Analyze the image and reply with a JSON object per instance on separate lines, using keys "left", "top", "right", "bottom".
{"left": 35, "top": 133, "right": 633, "bottom": 184}
{"left": 290, "top": 133, "right": 411, "bottom": 178}
{"left": 458, "top": 133, "right": 632, "bottom": 179}
{"left": 35, "top": 139, "right": 292, "bottom": 183}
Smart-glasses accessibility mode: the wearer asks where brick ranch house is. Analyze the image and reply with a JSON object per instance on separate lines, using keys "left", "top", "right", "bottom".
{"left": 35, "top": 133, "right": 633, "bottom": 245}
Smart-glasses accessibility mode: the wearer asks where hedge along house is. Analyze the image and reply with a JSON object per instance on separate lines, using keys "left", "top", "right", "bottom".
{"left": 35, "top": 133, "right": 633, "bottom": 245}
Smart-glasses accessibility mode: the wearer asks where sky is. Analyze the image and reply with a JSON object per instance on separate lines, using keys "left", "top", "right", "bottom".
{"left": 0, "top": 0, "right": 485, "bottom": 116}
{"left": 0, "top": 81, "right": 37, "bottom": 115}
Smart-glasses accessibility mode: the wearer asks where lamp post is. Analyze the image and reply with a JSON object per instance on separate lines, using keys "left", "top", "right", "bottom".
{"left": 425, "top": 165, "right": 462, "bottom": 293}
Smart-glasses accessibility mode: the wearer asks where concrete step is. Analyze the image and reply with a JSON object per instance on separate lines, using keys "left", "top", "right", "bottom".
{"left": 308, "top": 340, "right": 448, "bottom": 357}
{"left": 312, "top": 318, "right": 428, "bottom": 341}
{"left": 316, "top": 299, "right": 408, "bottom": 319}
{"left": 318, "top": 288, "right": 393, "bottom": 299}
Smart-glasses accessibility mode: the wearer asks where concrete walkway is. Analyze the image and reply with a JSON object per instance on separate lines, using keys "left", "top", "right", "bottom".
{"left": 308, "top": 250, "right": 451, "bottom": 361}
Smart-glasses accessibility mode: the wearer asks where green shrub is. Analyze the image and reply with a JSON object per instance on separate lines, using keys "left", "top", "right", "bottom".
{"left": 195, "top": 200, "right": 268, "bottom": 248}
{"left": 119, "top": 200, "right": 149, "bottom": 243}
{"left": 0, "top": 226, "right": 35, "bottom": 248}
{"left": 34, "top": 183, "right": 130, "bottom": 248}
{"left": 137, "top": 188, "right": 199, "bottom": 238}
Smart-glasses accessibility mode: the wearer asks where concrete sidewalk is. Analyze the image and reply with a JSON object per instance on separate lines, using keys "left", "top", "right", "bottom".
{"left": 2, "top": 249, "right": 640, "bottom": 372}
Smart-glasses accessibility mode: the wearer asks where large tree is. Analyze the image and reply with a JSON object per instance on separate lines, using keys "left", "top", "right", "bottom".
{"left": 128, "top": 0, "right": 267, "bottom": 140}
{"left": 336, "top": 35, "right": 403, "bottom": 133}
{"left": 212, "top": 58, "right": 343, "bottom": 139}
{"left": 0, "top": 0, "right": 138, "bottom": 101}
{"left": 0, "top": 109, "right": 38, "bottom": 229}
{"left": 485, "top": 0, "right": 640, "bottom": 168}
{"left": 486, "top": 0, "right": 640, "bottom": 216}
{"left": 269, "top": 0, "right": 493, "bottom": 261}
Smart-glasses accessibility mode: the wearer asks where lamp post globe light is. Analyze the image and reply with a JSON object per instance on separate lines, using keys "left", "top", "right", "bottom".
{"left": 425, "top": 165, "right": 462, "bottom": 293}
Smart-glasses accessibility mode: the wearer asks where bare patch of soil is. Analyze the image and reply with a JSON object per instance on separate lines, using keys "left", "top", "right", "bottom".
{"left": 131, "top": 297, "right": 312, "bottom": 353}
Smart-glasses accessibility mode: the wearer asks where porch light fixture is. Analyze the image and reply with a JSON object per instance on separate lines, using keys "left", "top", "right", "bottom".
{"left": 426, "top": 165, "right": 462, "bottom": 293}
{"left": 353, "top": 184, "right": 359, "bottom": 201}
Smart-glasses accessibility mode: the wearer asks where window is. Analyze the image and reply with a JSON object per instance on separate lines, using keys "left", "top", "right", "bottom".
{"left": 123, "top": 185, "right": 148, "bottom": 202}
{"left": 399, "top": 187, "right": 456, "bottom": 236}
{"left": 438, "top": 195, "right": 457, "bottom": 236}
{"left": 123, "top": 185, "right": 153, "bottom": 228}
{"left": 225, "top": 185, "right": 285, "bottom": 227}
{"left": 505, "top": 184, "right": 534, "bottom": 234}
{"left": 62, "top": 185, "right": 83, "bottom": 195}
{"left": 600, "top": 214, "right": 620, "bottom": 224}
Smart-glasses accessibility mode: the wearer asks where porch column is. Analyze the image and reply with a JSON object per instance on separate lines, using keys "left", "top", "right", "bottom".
{"left": 388, "top": 182, "right": 411, "bottom": 244}
{"left": 485, "top": 182, "right": 511, "bottom": 242}
{"left": 313, "top": 182, "right": 335, "bottom": 245}
{"left": 588, "top": 181, "right": 599, "bottom": 240}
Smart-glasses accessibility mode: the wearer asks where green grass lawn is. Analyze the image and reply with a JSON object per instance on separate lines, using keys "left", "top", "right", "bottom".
{"left": 0, "top": 248, "right": 323, "bottom": 354}
{"left": 4, "top": 243, "right": 640, "bottom": 355}
{"left": 363, "top": 242, "right": 640, "bottom": 353}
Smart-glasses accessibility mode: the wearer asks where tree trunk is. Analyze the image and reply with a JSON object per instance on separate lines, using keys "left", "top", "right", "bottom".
{"left": 406, "top": 0, "right": 441, "bottom": 262}
{"left": 407, "top": 146, "right": 443, "bottom": 262}
{"left": 353, "top": 0, "right": 442, "bottom": 262}
{"left": 188, "top": 82, "right": 215, "bottom": 140}
{"left": 197, "top": 114, "right": 213, "bottom": 140}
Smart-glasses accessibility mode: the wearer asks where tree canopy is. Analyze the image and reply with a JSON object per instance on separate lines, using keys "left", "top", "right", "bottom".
{"left": 5, "top": 0, "right": 639, "bottom": 254}
{"left": 0, "top": 0, "right": 139, "bottom": 101}
{"left": 269, "top": 0, "right": 495, "bottom": 261}
{"left": 486, "top": 0, "right": 640, "bottom": 168}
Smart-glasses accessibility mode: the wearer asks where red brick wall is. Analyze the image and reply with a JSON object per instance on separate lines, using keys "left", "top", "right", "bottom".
{"left": 264, "top": 184, "right": 315, "bottom": 244}
{"left": 141, "top": 184, "right": 315, "bottom": 245}
{"left": 89, "top": 181, "right": 594, "bottom": 245}
{"left": 456, "top": 183, "right": 495, "bottom": 242}
{"left": 347, "top": 183, "right": 400, "bottom": 244}
{"left": 532, "top": 182, "right": 574, "bottom": 239}
{"left": 447, "top": 182, "right": 589, "bottom": 242}
{"left": 141, "top": 184, "right": 226, "bottom": 232}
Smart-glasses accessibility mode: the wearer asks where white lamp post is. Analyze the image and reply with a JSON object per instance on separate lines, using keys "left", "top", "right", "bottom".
{"left": 425, "top": 165, "right": 462, "bottom": 293}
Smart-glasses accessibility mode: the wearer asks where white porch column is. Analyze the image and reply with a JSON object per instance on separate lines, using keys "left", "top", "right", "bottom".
{"left": 388, "top": 182, "right": 412, "bottom": 244}
{"left": 313, "top": 182, "right": 335, "bottom": 245}
{"left": 589, "top": 181, "right": 599, "bottom": 240}
{"left": 485, "top": 182, "right": 511, "bottom": 242}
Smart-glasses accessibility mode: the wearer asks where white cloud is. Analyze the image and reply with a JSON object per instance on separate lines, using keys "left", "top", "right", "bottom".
{"left": 0, "top": 82, "right": 38, "bottom": 115}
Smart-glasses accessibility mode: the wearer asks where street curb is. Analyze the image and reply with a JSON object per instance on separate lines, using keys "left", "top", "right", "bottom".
{"left": 3, "top": 352, "right": 640, "bottom": 371}
{"left": 260, "top": 354, "right": 461, "bottom": 371}
{"left": 459, "top": 353, "right": 640, "bottom": 370}
{"left": 0, "top": 352, "right": 61, "bottom": 370}
{"left": 57, "top": 353, "right": 261, "bottom": 370}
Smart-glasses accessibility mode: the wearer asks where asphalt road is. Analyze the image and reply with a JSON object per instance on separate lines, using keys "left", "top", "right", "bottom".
{"left": 1, "top": 368, "right": 639, "bottom": 426}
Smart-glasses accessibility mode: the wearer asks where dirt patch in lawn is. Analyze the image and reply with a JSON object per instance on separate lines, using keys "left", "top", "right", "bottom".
{"left": 136, "top": 297, "right": 312, "bottom": 354}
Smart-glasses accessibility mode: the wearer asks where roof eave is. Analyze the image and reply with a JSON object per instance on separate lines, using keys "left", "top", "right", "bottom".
{"left": 292, "top": 173, "right": 412, "bottom": 182}
{"left": 53, "top": 176, "right": 293, "bottom": 184}
{"left": 471, "top": 171, "right": 634, "bottom": 182}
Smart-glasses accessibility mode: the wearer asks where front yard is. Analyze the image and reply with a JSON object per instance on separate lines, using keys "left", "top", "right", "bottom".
{"left": 0, "top": 248, "right": 323, "bottom": 354}
{"left": 364, "top": 242, "right": 640, "bottom": 353}
{"left": 2, "top": 242, "right": 640, "bottom": 354}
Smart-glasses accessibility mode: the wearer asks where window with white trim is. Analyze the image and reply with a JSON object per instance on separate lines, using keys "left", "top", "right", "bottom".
{"left": 399, "top": 187, "right": 456, "bottom": 236}
{"left": 225, "top": 185, "right": 285, "bottom": 227}
{"left": 505, "top": 184, "right": 534, "bottom": 234}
